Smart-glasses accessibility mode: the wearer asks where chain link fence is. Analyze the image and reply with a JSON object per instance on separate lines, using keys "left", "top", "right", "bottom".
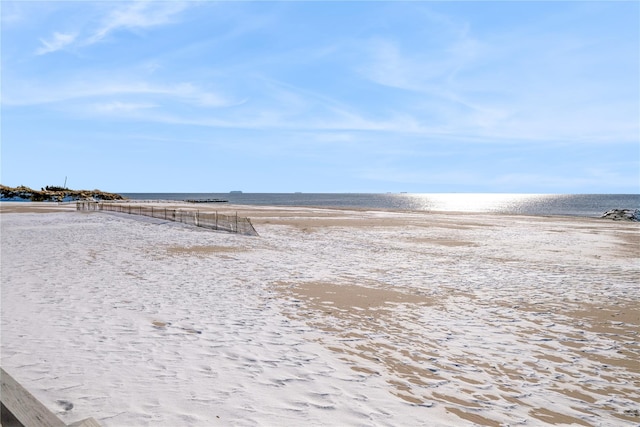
{"left": 77, "top": 201, "right": 258, "bottom": 236}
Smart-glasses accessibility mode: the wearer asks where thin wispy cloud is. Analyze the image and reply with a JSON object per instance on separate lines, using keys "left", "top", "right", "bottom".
{"left": 91, "top": 101, "right": 157, "bottom": 114}
{"left": 1, "top": 2, "right": 26, "bottom": 26}
{"left": 36, "top": 31, "right": 77, "bottom": 55}
{"left": 86, "top": 1, "right": 189, "bottom": 45}
{"left": 33, "top": 1, "right": 191, "bottom": 55}
{"left": 1, "top": 78, "right": 235, "bottom": 109}
{"left": 359, "top": 30, "right": 638, "bottom": 144}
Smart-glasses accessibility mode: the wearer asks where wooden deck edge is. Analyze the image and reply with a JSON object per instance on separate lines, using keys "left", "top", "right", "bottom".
{"left": 0, "top": 368, "right": 101, "bottom": 427}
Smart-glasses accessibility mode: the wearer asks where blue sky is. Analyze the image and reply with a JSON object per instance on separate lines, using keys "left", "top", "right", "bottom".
{"left": 2, "top": 1, "right": 638, "bottom": 193}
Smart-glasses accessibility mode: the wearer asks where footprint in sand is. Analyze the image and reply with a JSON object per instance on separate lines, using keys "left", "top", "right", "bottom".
{"left": 56, "top": 400, "right": 73, "bottom": 412}
{"left": 151, "top": 320, "right": 201, "bottom": 334}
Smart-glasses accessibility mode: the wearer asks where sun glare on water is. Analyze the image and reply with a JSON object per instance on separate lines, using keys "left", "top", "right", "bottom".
{"left": 406, "top": 193, "right": 547, "bottom": 213}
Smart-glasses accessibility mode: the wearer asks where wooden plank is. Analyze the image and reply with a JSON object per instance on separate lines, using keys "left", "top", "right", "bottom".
{"left": 2, "top": 401, "right": 25, "bottom": 427}
{"left": 0, "top": 368, "right": 66, "bottom": 427}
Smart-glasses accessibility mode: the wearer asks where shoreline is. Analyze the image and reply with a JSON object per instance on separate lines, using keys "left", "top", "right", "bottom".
{"left": 0, "top": 200, "right": 630, "bottom": 222}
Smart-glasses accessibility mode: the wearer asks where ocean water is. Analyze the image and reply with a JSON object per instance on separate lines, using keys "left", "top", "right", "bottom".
{"left": 120, "top": 193, "right": 640, "bottom": 218}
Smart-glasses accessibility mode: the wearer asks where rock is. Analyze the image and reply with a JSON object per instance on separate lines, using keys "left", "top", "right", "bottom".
{"left": 0, "top": 184, "right": 126, "bottom": 202}
{"left": 600, "top": 209, "right": 639, "bottom": 221}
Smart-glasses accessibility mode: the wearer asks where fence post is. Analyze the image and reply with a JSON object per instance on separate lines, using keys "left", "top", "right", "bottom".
{"left": 215, "top": 212, "right": 218, "bottom": 230}
{"left": 236, "top": 212, "right": 238, "bottom": 233}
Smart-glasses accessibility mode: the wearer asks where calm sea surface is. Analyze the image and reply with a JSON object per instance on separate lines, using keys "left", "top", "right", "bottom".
{"left": 120, "top": 193, "right": 640, "bottom": 218}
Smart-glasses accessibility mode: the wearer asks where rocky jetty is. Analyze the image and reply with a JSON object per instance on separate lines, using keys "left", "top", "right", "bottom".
{"left": 0, "top": 184, "right": 125, "bottom": 202}
{"left": 600, "top": 208, "right": 639, "bottom": 221}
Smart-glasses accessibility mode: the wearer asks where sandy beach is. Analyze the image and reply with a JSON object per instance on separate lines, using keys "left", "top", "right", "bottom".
{"left": 1, "top": 201, "right": 638, "bottom": 426}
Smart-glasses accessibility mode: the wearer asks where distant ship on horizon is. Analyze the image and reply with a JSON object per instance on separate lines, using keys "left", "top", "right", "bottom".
{"left": 229, "top": 190, "right": 243, "bottom": 194}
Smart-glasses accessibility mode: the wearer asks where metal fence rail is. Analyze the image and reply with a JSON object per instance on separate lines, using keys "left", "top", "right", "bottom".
{"left": 77, "top": 202, "right": 258, "bottom": 236}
